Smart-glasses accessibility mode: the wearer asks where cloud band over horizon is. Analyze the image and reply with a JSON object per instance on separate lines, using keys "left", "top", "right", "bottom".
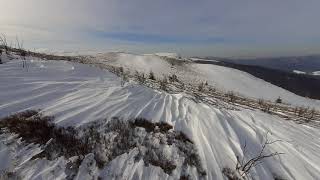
{"left": 0, "top": 0, "right": 320, "bottom": 57}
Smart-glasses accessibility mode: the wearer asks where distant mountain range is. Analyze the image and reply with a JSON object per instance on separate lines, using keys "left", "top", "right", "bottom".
{"left": 192, "top": 57, "right": 320, "bottom": 100}
{"left": 200, "top": 55, "right": 320, "bottom": 74}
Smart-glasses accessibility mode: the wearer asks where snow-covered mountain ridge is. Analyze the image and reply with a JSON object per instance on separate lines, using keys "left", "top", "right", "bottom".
{"left": 94, "top": 52, "right": 320, "bottom": 109}
{"left": 0, "top": 51, "right": 320, "bottom": 179}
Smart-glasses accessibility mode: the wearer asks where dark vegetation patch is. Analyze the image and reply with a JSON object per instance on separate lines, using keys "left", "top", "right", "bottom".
{"left": 0, "top": 110, "right": 90, "bottom": 161}
{"left": 148, "top": 159, "right": 177, "bottom": 174}
{"left": 179, "top": 175, "right": 191, "bottom": 180}
{"left": 84, "top": 117, "right": 205, "bottom": 176}
{"left": 0, "top": 111, "right": 206, "bottom": 179}
{"left": 193, "top": 60, "right": 320, "bottom": 100}
{"left": 172, "top": 132, "right": 193, "bottom": 144}
{"left": 160, "top": 56, "right": 189, "bottom": 67}
{"left": 0, "top": 110, "right": 90, "bottom": 179}
{"left": 222, "top": 167, "right": 242, "bottom": 180}
{"left": 0, "top": 170, "right": 21, "bottom": 180}
{"left": 130, "top": 118, "right": 173, "bottom": 133}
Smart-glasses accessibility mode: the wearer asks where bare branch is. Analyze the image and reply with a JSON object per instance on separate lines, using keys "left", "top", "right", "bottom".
{"left": 0, "top": 34, "right": 9, "bottom": 53}
{"left": 235, "top": 132, "right": 284, "bottom": 178}
{"left": 15, "top": 36, "right": 24, "bottom": 50}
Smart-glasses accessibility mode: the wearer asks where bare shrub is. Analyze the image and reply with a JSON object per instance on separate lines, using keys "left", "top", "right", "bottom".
{"left": 113, "top": 66, "right": 124, "bottom": 76}
{"left": 119, "top": 66, "right": 124, "bottom": 74}
{"left": 0, "top": 111, "right": 106, "bottom": 178}
{"left": 275, "top": 97, "right": 282, "bottom": 104}
{"left": 174, "top": 132, "right": 193, "bottom": 144}
{"left": 130, "top": 118, "right": 173, "bottom": 133}
{"left": 168, "top": 74, "right": 178, "bottom": 82}
{"left": 0, "top": 34, "right": 9, "bottom": 54}
{"left": 198, "top": 82, "right": 205, "bottom": 92}
{"left": 15, "top": 36, "right": 24, "bottom": 52}
{"left": 183, "top": 152, "right": 206, "bottom": 176}
{"left": 308, "top": 108, "right": 316, "bottom": 120}
{"left": 258, "top": 99, "right": 272, "bottom": 113}
{"left": 180, "top": 82, "right": 185, "bottom": 90}
{"left": 88, "top": 117, "right": 206, "bottom": 176}
{"left": 0, "top": 110, "right": 92, "bottom": 180}
{"left": 227, "top": 91, "right": 237, "bottom": 103}
{"left": 0, "top": 110, "right": 54, "bottom": 144}
{"left": 159, "top": 77, "right": 168, "bottom": 91}
{"left": 297, "top": 106, "right": 308, "bottom": 117}
{"left": 208, "top": 86, "right": 216, "bottom": 92}
{"left": 179, "top": 175, "right": 191, "bottom": 180}
{"left": 222, "top": 167, "right": 242, "bottom": 180}
{"left": 223, "top": 134, "right": 284, "bottom": 180}
{"left": 258, "top": 99, "right": 264, "bottom": 105}
{"left": 121, "top": 71, "right": 129, "bottom": 87}
{"left": 148, "top": 158, "right": 177, "bottom": 174}
{"left": 149, "top": 71, "right": 156, "bottom": 80}
{"left": 1, "top": 111, "right": 206, "bottom": 177}
{"left": 135, "top": 71, "right": 146, "bottom": 84}
{"left": 235, "top": 133, "right": 284, "bottom": 178}
{"left": 0, "top": 110, "right": 91, "bottom": 160}
{"left": 14, "top": 37, "right": 28, "bottom": 69}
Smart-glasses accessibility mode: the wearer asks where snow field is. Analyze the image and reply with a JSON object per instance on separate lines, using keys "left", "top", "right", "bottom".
{"left": 0, "top": 59, "right": 319, "bottom": 179}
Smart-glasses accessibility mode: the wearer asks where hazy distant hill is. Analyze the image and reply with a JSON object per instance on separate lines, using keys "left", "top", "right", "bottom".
{"left": 192, "top": 58, "right": 320, "bottom": 99}
{"left": 218, "top": 55, "right": 320, "bottom": 74}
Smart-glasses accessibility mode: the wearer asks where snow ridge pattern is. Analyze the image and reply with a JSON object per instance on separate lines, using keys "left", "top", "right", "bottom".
{"left": 0, "top": 59, "right": 320, "bottom": 179}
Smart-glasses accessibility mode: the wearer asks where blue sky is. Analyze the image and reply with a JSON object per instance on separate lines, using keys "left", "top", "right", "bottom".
{"left": 0, "top": 0, "right": 320, "bottom": 57}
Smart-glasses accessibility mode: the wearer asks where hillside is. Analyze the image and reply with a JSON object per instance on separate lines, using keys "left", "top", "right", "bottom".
{"left": 192, "top": 59, "right": 320, "bottom": 100}
{"left": 0, "top": 52, "right": 320, "bottom": 179}
{"left": 95, "top": 53, "right": 320, "bottom": 108}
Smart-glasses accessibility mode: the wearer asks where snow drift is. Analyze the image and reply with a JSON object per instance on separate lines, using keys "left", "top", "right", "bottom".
{"left": 1, "top": 59, "right": 320, "bottom": 179}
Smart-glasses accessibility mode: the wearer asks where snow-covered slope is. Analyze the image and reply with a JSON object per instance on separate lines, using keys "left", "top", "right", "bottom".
{"left": 190, "top": 64, "right": 320, "bottom": 108}
{"left": 100, "top": 52, "right": 173, "bottom": 76}
{"left": 96, "top": 53, "right": 320, "bottom": 109}
{"left": 1, "top": 59, "right": 320, "bottom": 179}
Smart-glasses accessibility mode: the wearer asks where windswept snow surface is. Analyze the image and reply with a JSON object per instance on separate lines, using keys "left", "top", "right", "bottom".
{"left": 97, "top": 53, "right": 320, "bottom": 109}
{"left": 1, "top": 59, "right": 320, "bottom": 179}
